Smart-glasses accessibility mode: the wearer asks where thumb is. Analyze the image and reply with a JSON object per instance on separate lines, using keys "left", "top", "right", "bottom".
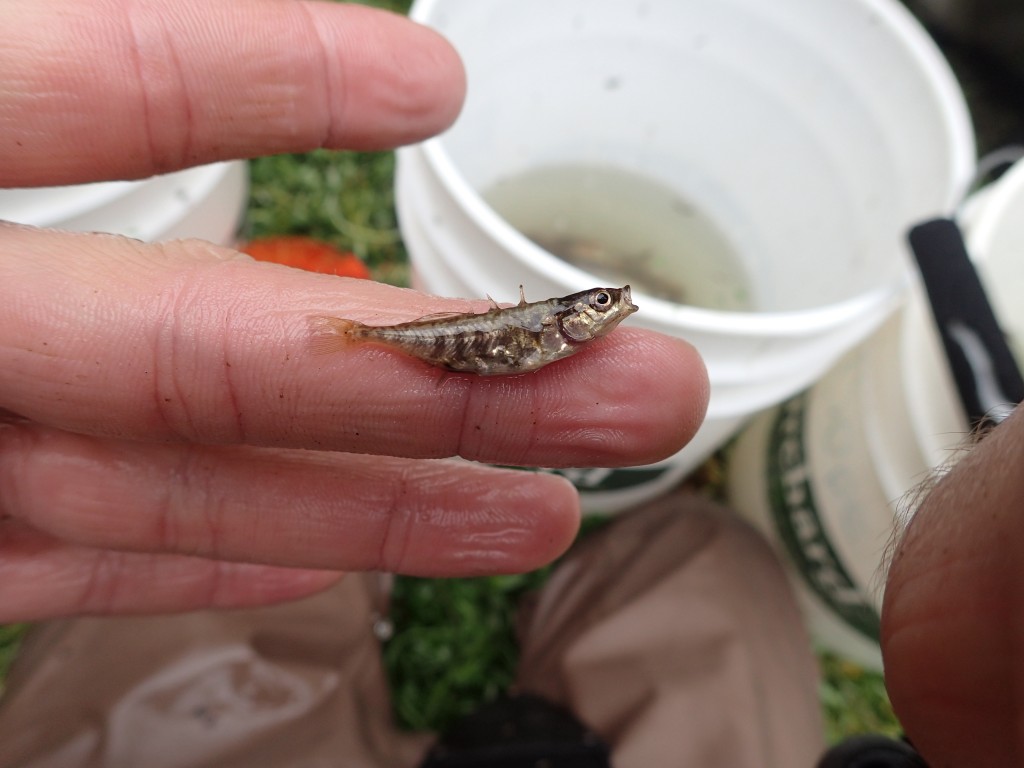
{"left": 882, "top": 405, "right": 1024, "bottom": 766}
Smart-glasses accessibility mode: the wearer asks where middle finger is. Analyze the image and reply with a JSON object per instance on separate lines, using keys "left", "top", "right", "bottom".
{"left": 0, "top": 423, "right": 580, "bottom": 576}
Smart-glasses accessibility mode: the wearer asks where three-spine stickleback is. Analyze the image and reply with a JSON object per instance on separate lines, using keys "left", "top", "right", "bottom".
{"left": 311, "top": 286, "right": 638, "bottom": 376}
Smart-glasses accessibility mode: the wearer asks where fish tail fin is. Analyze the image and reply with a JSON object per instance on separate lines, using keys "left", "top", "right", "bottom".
{"left": 308, "top": 315, "right": 365, "bottom": 355}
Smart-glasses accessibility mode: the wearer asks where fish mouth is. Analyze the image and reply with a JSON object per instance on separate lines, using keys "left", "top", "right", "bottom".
{"left": 622, "top": 285, "right": 639, "bottom": 313}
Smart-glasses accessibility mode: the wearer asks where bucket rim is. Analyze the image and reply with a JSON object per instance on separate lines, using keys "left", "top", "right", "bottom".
{"left": 415, "top": 139, "right": 910, "bottom": 335}
{"left": 966, "top": 158, "right": 1024, "bottom": 255}
{"left": 408, "top": 0, "right": 976, "bottom": 334}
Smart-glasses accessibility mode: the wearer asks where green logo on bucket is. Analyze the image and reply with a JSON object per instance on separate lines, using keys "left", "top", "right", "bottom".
{"left": 767, "top": 394, "right": 881, "bottom": 642}
{"left": 549, "top": 466, "right": 670, "bottom": 492}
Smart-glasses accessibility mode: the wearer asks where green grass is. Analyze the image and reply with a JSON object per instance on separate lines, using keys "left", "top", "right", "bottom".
{"left": 246, "top": 150, "right": 410, "bottom": 286}
{"left": 383, "top": 572, "right": 550, "bottom": 732}
{"left": 0, "top": 625, "right": 28, "bottom": 695}
{"left": 819, "top": 651, "right": 900, "bottom": 743}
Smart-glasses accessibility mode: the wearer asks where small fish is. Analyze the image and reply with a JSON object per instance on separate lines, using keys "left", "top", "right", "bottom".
{"left": 310, "top": 285, "right": 638, "bottom": 376}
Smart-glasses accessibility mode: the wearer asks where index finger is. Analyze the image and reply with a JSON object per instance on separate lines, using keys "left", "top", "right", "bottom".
{"left": 0, "top": 225, "right": 709, "bottom": 468}
{"left": 2, "top": 0, "right": 466, "bottom": 186}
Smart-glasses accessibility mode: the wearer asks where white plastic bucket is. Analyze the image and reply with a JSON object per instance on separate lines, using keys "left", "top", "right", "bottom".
{"left": 397, "top": 0, "right": 973, "bottom": 512}
{"left": 727, "top": 159, "right": 1024, "bottom": 669}
{"left": 0, "top": 162, "right": 248, "bottom": 246}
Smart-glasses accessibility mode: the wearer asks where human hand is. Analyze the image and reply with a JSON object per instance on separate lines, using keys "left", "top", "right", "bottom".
{"left": 882, "top": 405, "right": 1024, "bottom": 766}
{"left": 0, "top": 0, "right": 709, "bottom": 622}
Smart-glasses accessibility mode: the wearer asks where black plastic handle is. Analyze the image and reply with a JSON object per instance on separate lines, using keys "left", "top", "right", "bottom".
{"left": 908, "top": 217, "right": 1024, "bottom": 430}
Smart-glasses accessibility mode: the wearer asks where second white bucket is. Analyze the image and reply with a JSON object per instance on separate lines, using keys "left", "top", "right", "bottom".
{"left": 728, "top": 159, "right": 1024, "bottom": 669}
{"left": 397, "top": 0, "right": 974, "bottom": 513}
{"left": 0, "top": 162, "right": 248, "bottom": 246}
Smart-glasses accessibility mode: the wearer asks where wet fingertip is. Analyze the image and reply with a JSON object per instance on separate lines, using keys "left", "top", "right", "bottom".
{"left": 641, "top": 331, "right": 709, "bottom": 452}
{"left": 406, "top": 19, "right": 467, "bottom": 131}
{"left": 321, "top": 4, "right": 467, "bottom": 148}
{"left": 538, "top": 330, "right": 709, "bottom": 467}
{"left": 537, "top": 468, "right": 582, "bottom": 512}
{"left": 526, "top": 471, "right": 582, "bottom": 564}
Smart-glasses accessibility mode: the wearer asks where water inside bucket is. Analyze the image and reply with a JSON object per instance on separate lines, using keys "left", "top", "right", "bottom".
{"left": 482, "top": 164, "right": 753, "bottom": 311}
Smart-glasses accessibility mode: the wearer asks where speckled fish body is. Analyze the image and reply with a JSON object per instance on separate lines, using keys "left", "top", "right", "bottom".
{"left": 312, "top": 286, "right": 638, "bottom": 375}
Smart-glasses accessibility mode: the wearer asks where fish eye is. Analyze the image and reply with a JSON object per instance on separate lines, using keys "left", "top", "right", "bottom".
{"left": 594, "top": 290, "right": 612, "bottom": 308}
